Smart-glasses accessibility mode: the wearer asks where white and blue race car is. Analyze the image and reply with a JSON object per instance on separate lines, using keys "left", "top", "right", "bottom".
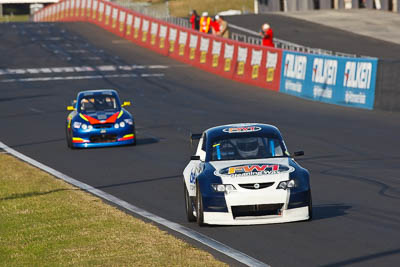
{"left": 183, "top": 123, "right": 312, "bottom": 226}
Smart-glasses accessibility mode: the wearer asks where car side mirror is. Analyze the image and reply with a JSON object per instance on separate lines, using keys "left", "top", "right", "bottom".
{"left": 122, "top": 101, "right": 131, "bottom": 107}
{"left": 293, "top": 151, "right": 304, "bottom": 157}
{"left": 191, "top": 155, "right": 200, "bottom": 160}
{"left": 67, "top": 106, "right": 75, "bottom": 111}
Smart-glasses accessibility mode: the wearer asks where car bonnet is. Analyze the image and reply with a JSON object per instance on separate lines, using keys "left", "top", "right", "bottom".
{"left": 209, "top": 158, "right": 294, "bottom": 184}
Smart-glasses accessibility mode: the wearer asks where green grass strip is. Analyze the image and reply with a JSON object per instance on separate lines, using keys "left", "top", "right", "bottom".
{"left": 0, "top": 153, "right": 226, "bottom": 267}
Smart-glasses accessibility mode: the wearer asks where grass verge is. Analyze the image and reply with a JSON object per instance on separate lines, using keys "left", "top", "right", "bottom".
{"left": 169, "top": 0, "right": 254, "bottom": 17}
{"left": 133, "top": 0, "right": 254, "bottom": 17}
{"left": 0, "top": 153, "right": 227, "bottom": 266}
{"left": 0, "top": 15, "right": 30, "bottom": 23}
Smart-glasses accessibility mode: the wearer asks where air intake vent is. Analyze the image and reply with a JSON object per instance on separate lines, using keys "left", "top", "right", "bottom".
{"left": 238, "top": 182, "right": 274, "bottom": 190}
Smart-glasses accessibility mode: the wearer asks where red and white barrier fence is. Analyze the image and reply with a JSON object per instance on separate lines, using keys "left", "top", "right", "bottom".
{"left": 33, "top": 0, "right": 282, "bottom": 92}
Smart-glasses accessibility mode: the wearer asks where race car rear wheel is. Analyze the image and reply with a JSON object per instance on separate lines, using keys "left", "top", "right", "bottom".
{"left": 308, "top": 189, "right": 313, "bottom": 221}
{"left": 184, "top": 183, "right": 196, "bottom": 222}
{"left": 196, "top": 183, "right": 204, "bottom": 226}
{"left": 66, "top": 125, "right": 73, "bottom": 149}
{"left": 132, "top": 130, "right": 137, "bottom": 146}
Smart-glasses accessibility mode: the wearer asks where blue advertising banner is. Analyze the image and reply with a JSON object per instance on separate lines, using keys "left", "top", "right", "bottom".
{"left": 279, "top": 51, "right": 378, "bottom": 109}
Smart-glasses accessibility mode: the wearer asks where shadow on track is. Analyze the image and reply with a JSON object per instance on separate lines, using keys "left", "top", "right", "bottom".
{"left": 321, "top": 248, "right": 400, "bottom": 267}
{"left": 0, "top": 188, "right": 71, "bottom": 201}
{"left": 135, "top": 137, "right": 159, "bottom": 146}
{"left": 312, "top": 204, "right": 351, "bottom": 221}
{"left": 9, "top": 138, "right": 65, "bottom": 148}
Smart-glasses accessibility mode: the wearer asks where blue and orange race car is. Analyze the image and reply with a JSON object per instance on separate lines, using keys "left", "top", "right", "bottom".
{"left": 66, "top": 89, "right": 136, "bottom": 148}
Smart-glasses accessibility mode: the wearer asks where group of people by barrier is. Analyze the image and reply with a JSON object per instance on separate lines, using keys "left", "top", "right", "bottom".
{"left": 189, "top": 10, "right": 229, "bottom": 39}
{"left": 33, "top": 0, "right": 378, "bottom": 110}
{"left": 190, "top": 10, "right": 275, "bottom": 48}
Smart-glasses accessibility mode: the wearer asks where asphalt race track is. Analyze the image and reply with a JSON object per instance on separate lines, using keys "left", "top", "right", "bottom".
{"left": 227, "top": 14, "right": 400, "bottom": 59}
{"left": 1, "top": 22, "right": 400, "bottom": 267}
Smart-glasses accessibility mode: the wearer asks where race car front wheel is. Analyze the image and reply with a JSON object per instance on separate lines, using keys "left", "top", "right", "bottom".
{"left": 184, "top": 183, "right": 196, "bottom": 222}
{"left": 196, "top": 183, "right": 204, "bottom": 226}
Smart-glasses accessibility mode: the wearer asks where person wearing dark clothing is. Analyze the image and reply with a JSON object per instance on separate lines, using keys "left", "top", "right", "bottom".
{"left": 190, "top": 10, "right": 200, "bottom": 30}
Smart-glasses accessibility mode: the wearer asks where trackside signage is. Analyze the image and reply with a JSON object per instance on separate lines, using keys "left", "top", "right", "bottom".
{"left": 36, "top": 0, "right": 381, "bottom": 111}
{"left": 280, "top": 51, "right": 378, "bottom": 109}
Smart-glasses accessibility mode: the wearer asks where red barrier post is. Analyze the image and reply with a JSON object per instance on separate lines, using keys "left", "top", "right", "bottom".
{"left": 55, "top": 2, "right": 61, "bottom": 21}
{"left": 118, "top": 9, "right": 126, "bottom": 37}
{"left": 85, "top": 0, "right": 92, "bottom": 21}
{"left": 70, "top": 0, "right": 74, "bottom": 19}
{"left": 96, "top": 0, "right": 104, "bottom": 26}
{"left": 188, "top": 33, "right": 199, "bottom": 64}
{"left": 104, "top": 3, "right": 112, "bottom": 30}
{"left": 54, "top": 4, "right": 59, "bottom": 21}
{"left": 167, "top": 27, "right": 178, "bottom": 56}
{"left": 79, "top": 0, "right": 84, "bottom": 19}
{"left": 157, "top": 23, "right": 169, "bottom": 56}
{"left": 75, "top": 0, "right": 80, "bottom": 18}
{"left": 233, "top": 45, "right": 251, "bottom": 81}
{"left": 59, "top": 0, "right": 65, "bottom": 21}
{"left": 111, "top": 6, "right": 119, "bottom": 33}
{"left": 125, "top": 12, "right": 133, "bottom": 39}
{"left": 132, "top": 16, "right": 142, "bottom": 43}
{"left": 149, "top": 21, "right": 159, "bottom": 47}
{"left": 64, "top": 0, "right": 70, "bottom": 21}
{"left": 90, "top": 0, "right": 97, "bottom": 22}
{"left": 177, "top": 30, "right": 189, "bottom": 59}
{"left": 140, "top": 18, "right": 150, "bottom": 45}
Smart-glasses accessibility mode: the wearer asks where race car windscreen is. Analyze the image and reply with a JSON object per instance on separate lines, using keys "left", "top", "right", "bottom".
{"left": 210, "top": 136, "right": 285, "bottom": 161}
{"left": 79, "top": 95, "right": 119, "bottom": 113}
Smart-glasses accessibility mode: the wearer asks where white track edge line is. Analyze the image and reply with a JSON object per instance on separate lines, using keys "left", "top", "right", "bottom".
{"left": 0, "top": 141, "right": 269, "bottom": 267}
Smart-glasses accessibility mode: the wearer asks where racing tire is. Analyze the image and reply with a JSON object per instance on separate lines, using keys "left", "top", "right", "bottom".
{"left": 66, "top": 126, "right": 73, "bottom": 149}
{"left": 307, "top": 189, "right": 313, "bottom": 221}
{"left": 130, "top": 131, "right": 137, "bottom": 146}
{"left": 196, "top": 183, "right": 205, "bottom": 226}
{"left": 184, "top": 183, "right": 196, "bottom": 222}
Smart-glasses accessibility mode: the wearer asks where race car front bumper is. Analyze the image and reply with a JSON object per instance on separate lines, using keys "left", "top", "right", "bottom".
{"left": 71, "top": 126, "right": 135, "bottom": 148}
{"left": 203, "top": 206, "right": 309, "bottom": 225}
{"left": 202, "top": 188, "right": 310, "bottom": 225}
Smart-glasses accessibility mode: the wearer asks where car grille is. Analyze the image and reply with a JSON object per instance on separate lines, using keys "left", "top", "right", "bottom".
{"left": 231, "top": 203, "right": 284, "bottom": 218}
{"left": 89, "top": 134, "right": 117, "bottom": 143}
{"left": 238, "top": 182, "right": 274, "bottom": 190}
{"left": 93, "top": 123, "right": 113, "bottom": 129}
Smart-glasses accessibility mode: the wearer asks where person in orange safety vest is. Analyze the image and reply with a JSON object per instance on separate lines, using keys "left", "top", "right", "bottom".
{"left": 199, "top": 12, "right": 211, "bottom": 34}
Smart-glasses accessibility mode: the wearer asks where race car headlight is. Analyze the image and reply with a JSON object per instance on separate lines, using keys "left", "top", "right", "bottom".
{"left": 211, "top": 184, "right": 236, "bottom": 192}
{"left": 277, "top": 180, "right": 296, "bottom": 190}
{"left": 81, "top": 124, "right": 88, "bottom": 130}
{"left": 87, "top": 125, "right": 93, "bottom": 130}
{"left": 114, "top": 123, "right": 119, "bottom": 129}
{"left": 119, "top": 121, "right": 125, "bottom": 128}
{"left": 73, "top": 122, "right": 82, "bottom": 129}
{"left": 124, "top": 119, "right": 133, "bottom": 125}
